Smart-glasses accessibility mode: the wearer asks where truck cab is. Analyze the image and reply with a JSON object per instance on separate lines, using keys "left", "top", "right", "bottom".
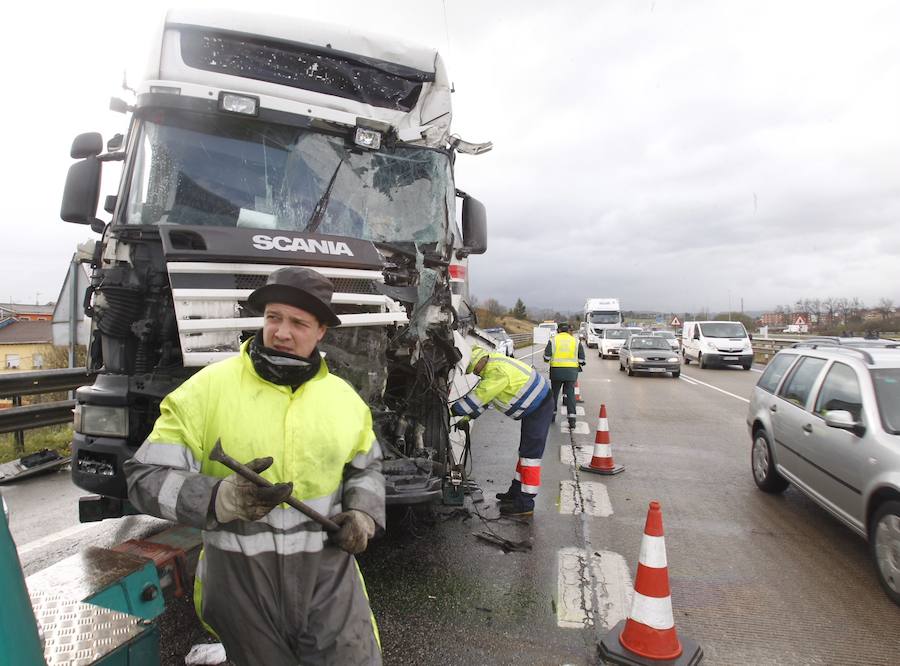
{"left": 60, "top": 10, "right": 490, "bottom": 511}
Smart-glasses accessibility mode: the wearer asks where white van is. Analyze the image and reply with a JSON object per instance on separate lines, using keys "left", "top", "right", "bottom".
{"left": 682, "top": 321, "right": 754, "bottom": 369}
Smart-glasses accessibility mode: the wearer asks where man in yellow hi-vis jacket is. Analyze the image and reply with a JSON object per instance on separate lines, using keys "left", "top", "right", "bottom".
{"left": 125, "top": 267, "right": 384, "bottom": 666}
{"left": 451, "top": 346, "right": 553, "bottom": 516}
{"left": 543, "top": 322, "right": 586, "bottom": 430}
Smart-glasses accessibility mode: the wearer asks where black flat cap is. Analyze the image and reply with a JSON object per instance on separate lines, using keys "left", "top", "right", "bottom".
{"left": 248, "top": 267, "right": 342, "bottom": 327}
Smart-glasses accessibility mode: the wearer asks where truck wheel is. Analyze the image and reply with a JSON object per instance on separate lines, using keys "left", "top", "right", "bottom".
{"left": 871, "top": 500, "right": 900, "bottom": 606}
{"left": 698, "top": 353, "right": 706, "bottom": 369}
{"left": 751, "top": 429, "right": 788, "bottom": 493}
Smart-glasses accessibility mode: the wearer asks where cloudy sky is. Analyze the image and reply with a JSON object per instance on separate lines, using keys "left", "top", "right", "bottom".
{"left": 3, "top": 0, "right": 898, "bottom": 314}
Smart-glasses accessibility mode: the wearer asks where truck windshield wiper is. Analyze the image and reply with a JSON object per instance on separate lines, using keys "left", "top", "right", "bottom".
{"left": 304, "top": 159, "right": 344, "bottom": 233}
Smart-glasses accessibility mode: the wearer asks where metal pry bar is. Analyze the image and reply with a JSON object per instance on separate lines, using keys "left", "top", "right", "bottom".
{"left": 209, "top": 439, "right": 340, "bottom": 533}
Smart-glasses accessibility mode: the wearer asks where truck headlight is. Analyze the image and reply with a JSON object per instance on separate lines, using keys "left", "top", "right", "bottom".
{"left": 77, "top": 405, "right": 128, "bottom": 438}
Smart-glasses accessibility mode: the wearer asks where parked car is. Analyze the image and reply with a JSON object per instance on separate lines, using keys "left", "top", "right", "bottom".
{"left": 651, "top": 330, "right": 680, "bottom": 351}
{"left": 484, "top": 327, "right": 515, "bottom": 357}
{"left": 598, "top": 328, "right": 630, "bottom": 358}
{"left": 618, "top": 335, "right": 681, "bottom": 377}
{"left": 746, "top": 342, "right": 900, "bottom": 605}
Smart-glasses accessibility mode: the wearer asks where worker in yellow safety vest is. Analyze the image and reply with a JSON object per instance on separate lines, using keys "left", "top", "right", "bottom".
{"left": 543, "top": 322, "right": 586, "bottom": 430}
{"left": 125, "top": 267, "right": 384, "bottom": 666}
{"left": 450, "top": 346, "right": 553, "bottom": 516}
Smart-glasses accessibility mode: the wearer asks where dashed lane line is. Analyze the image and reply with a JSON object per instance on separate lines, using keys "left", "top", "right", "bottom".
{"left": 679, "top": 373, "right": 750, "bottom": 404}
{"left": 560, "top": 422, "right": 590, "bottom": 434}
{"left": 559, "top": 480, "right": 613, "bottom": 517}
{"left": 556, "top": 547, "right": 633, "bottom": 630}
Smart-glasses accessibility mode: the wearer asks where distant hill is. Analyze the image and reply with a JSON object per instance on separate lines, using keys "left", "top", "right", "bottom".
{"left": 474, "top": 309, "right": 535, "bottom": 336}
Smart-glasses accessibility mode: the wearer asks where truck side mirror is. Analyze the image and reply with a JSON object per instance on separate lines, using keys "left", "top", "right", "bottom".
{"left": 61, "top": 133, "right": 103, "bottom": 231}
{"left": 461, "top": 195, "right": 487, "bottom": 255}
{"left": 71, "top": 132, "right": 103, "bottom": 159}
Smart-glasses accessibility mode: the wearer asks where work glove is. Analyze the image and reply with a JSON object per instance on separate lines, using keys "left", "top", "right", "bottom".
{"left": 330, "top": 510, "right": 376, "bottom": 554}
{"left": 214, "top": 457, "right": 294, "bottom": 523}
{"left": 452, "top": 416, "right": 471, "bottom": 431}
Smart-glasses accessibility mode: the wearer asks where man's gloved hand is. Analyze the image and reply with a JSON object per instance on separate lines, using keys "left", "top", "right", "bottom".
{"left": 214, "top": 457, "right": 294, "bottom": 523}
{"left": 330, "top": 510, "right": 376, "bottom": 554}
{"left": 452, "top": 416, "right": 471, "bottom": 431}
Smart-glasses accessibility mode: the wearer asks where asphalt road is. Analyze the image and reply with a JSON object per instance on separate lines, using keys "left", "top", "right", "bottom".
{"left": 4, "top": 346, "right": 899, "bottom": 664}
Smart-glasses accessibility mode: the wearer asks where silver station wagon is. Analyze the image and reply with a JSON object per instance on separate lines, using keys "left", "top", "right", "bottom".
{"left": 746, "top": 342, "right": 900, "bottom": 605}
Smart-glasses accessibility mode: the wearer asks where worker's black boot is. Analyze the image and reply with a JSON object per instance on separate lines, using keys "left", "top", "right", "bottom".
{"left": 495, "top": 479, "right": 521, "bottom": 502}
{"left": 499, "top": 494, "right": 535, "bottom": 517}
{"left": 568, "top": 417, "right": 576, "bottom": 431}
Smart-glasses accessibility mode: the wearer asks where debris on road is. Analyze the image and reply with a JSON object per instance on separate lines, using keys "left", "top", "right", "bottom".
{"left": 0, "top": 448, "right": 70, "bottom": 484}
{"left": 184, "top": 642, "right": 227, "bottom": 665}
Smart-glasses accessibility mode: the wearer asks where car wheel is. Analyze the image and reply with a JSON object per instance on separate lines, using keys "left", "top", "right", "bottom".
{"left": 871, "top": 500, "right": 900, "bottom": 606}
{"left": 751, "top": 429, "right": 788, "bottom": 493}
{"left": 698, "top": 353, "right": 707, "bottom": 369}
{"left": 743, "top": 361, "right": 752, "bottom": 370}
{"left": 683, "top": 351, "right": 690, "bottom": 365}
{"left": 618, "top": 361, "right": 624, "bottom": 372}
{"left": 627, "top": 362, "right": 634, "bottom": 376}
{"left": 672, "top": 371, "right": 680, "bottom": 378}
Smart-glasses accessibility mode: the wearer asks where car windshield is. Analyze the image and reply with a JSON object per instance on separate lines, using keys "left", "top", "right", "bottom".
{"left": 631, "top": 337, "right": 672, "bottom": 350}
{"left": 699, "top": 322, "right": 747, "bottom": 338}
{"left": 654, "top": 331, "right": 676, "bottom": 339}
{"left": 605, "top": 329, "right": 629, "bottom": 339}
{"left": 871, "top": 368, "right": 900, "bottom": 434}
{"left": 123, "top": 109, "right": 453, "bottom": 249}
{"left": 589, "top": 311, "right": 620, "bottom": 324}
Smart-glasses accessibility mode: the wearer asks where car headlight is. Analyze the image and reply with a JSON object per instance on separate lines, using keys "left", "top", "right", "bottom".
{"left": 704, "top": 341, "right": 717, "bottom": 350}
{"left": 667, "top": 357, "right": 679, "bottom": 363}
{"left": 632, "top": 356, "right": 645, "bottom": 362}
{"left": 76, "top": 404, "right": 128, "bottom": 438}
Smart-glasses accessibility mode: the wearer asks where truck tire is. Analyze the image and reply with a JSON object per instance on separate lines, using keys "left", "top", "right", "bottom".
{"left": 698, "top": 353, "right": 707, "bottom": 369}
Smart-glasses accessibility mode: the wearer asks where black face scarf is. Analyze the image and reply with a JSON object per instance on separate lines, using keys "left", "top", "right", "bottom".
{"left": 248, "top": 332, "right": 321, "bottom": 388}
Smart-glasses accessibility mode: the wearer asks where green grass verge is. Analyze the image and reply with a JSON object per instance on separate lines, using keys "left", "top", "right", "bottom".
{"left": 0, "top": 425, "right": 73, "bottom": 464}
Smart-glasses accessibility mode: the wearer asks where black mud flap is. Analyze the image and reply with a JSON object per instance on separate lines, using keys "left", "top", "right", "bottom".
{"left": 383, "top": 458, "right": 443, "bottom": 505}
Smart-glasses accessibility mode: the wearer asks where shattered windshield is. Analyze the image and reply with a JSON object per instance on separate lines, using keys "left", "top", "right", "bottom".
{"left": 123, "top": 110, "right": 452, "bottom": 248}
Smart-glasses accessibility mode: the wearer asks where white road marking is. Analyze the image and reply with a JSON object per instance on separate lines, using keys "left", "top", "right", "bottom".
{"left": 559, "top": 480, "right": 613, "bottom": 517}
{"left": 560, "top": 444, "right": 592, "bottom": 466}
{"left": 516, "top": 347, "right": 541, "bottom": 360}
{"left": 680, "top": 375, "right": 699, "bottom": 386}
{"left": 680, "top": 373, "right": 751, "bottom": 404}
{"left": 560, "top": 422, "right": 590, "bottom": 434}
{"left": 17, "top": 522, "right": 98, "bottom": 556}
{"left": 557, "top": 547, "right": 633, "bottom": 629}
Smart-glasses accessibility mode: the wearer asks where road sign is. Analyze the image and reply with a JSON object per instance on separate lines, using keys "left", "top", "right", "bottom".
{"left": 670, "top": 316, "right": 681, "bottom": 327}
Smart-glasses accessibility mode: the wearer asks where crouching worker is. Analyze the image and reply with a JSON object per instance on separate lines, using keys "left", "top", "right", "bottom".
{"left": 124, "top": 267, "right": 385, "bottom": 666}
{"left": 451, "top": 345, "right": 554, "bottom": 516}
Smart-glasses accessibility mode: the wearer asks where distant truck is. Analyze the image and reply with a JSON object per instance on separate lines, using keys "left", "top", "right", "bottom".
{"left": 59, "top": 9, "right": 491, "bottom": 512}
{"left": 583, "top": 298, "right": 623, "bottom": 348}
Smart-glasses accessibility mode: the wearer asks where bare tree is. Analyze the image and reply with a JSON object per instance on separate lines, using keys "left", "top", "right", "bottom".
{"left": 877, "top": 297, "right": 895, "bottom": 320}
{"left": 822, "top": 297, "right": 836, "bottom": 326}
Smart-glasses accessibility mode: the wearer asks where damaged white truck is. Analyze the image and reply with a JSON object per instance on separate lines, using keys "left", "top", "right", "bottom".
{"left": 60, "top": 10, "right": 491, "bottom": 517}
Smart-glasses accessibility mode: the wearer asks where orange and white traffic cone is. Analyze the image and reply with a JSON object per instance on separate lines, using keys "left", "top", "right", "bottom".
{"left": 578, "top": 404, "right": 624, "bottom": 475}
{"left": 600, "top": 501, "right": 703, "bottom": 666}
{"left": 574, "top": 380, "right": 584, "bottom": 403}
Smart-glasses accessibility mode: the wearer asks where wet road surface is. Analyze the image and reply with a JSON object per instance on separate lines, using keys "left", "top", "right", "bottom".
{"left": 5, "top": 346, "right": 900, "bottom": 664}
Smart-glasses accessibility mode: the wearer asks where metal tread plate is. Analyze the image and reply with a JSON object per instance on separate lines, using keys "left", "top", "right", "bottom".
{"left": 30, "top": 591, "right": 149, "bottom": 665}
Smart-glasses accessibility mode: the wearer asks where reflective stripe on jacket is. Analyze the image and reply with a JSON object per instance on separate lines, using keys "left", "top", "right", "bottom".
{"left": 451, "top": 353, "right": 550, "bottom": 420}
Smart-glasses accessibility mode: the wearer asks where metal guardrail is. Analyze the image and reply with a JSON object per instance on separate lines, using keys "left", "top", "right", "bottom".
{"left": 0, "top": 368, "right": 95, "bottom": 451}
{"left": 510, "top": 333, "right": 532, "bottom": 347}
